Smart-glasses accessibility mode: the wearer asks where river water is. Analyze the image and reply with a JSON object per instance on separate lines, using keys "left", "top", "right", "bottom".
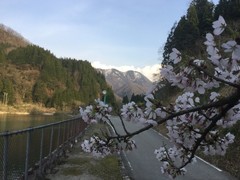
{"left": 0, "top": 113, "right": 69, "bottom": 132}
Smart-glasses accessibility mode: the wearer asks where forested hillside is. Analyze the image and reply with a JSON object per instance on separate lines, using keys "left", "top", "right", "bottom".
{"left": 162, "top": 0, "right": 240, "bottom": 66}
{"left": 159, "top": 0, "right": 240, "bottom": 103}
{"left": 0, "top": 26, "right": 116, "bottom": 111}
{"left": 156, "top": 0, "right": 240, "bottom": 178}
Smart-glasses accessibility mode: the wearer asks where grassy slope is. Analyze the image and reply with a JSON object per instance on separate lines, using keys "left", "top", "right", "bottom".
{"left": 46, "top": 123, "right": 122, "bottom": 180}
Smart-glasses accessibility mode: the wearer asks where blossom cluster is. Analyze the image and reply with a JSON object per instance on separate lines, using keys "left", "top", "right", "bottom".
{"left": 154, "top": 146, "right": 188, "bottom": 178}
{"left": 79, "top": 99, "right": 112, "bottom": 124}
{"left": 79, "top": 16, "right": 240, "bottom": 178}
{"left": 120, "top": 94, "right": 167, "bottom": 126}
{"left": 81, "top": 136, "right": 111, "bottom": 157}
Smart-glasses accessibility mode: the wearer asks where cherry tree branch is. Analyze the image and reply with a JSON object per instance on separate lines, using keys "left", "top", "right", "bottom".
{"left": 107, "top": 89, "right": 240, "bottom": 143}
{"left": 118, "top": 114, "right": 130, "bottom": 135}
{"left": 178, "top": 91, "right": 240, "bottom": 169}
{"left": 105, "top": 116, "right": 121, "bottom": 137}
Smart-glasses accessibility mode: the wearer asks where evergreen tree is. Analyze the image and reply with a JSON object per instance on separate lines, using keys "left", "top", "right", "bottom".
{"left": 0, "top": 48, "right": 6, "bottom": 63}
{"left": 215, "top": 0, "right": 240, "bottom": 21}
{"left": 187, "top": 4, "right": 199, "bottom": 27}
{"left": 173, "top": 16, "right": 199, "bottom": 55}
{"left": 162, "top": 23, "right": 177, "bottom": 65}
{"left": 162, "top": 0, "right": 213, "bottom": 66}
{"left": 130, "top": 94, "right": 145, "bottom": 105}
{"left": 32, "top": 81, "right": 48, "bottom": 105}
{"left": 0, "top": 79, "right": 15, "bottom": 105}
{"left": 122, "top": 95, "right": 129, "bottom": 104}
{"left": 192, "top": 0, "right": 214, "bottom": 36}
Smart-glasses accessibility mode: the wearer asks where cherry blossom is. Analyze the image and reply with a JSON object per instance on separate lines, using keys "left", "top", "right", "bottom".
{"left": 121, "top": 102, "right": 144, "bottom": 123}
{"left": 81, "top": 136, "right": 112, "bottom": 157}
{"left": 222, "top": 40, "right": 240, "bottom": 61}
{"left": 210, "top": 92, "right": 219, "bottom": 101}
{"left": 170, "top": 48, "right": 182, "bottom": 64}
{"left": 212, "top": 15, "right": 226, "bottom": 35}
{"left": 79, "top": 99, "right": 112, "bottom": 124}
{"left": 204, "top": 33, "right": 215, "bottom": 46}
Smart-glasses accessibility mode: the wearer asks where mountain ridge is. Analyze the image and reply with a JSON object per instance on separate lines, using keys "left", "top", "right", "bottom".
{"left": 98, "top": 68, "right": 152, "bottom": 99}
{"left": 0, "top": 24, "right": 30, "bottom": 52}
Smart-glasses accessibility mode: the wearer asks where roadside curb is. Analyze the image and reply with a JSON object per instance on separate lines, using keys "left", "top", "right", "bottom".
{"left": 119, "top": 151, "right": 134, "bottom": 180}
{"left": 106, "top": 121, "right": 134, "bottom": 179}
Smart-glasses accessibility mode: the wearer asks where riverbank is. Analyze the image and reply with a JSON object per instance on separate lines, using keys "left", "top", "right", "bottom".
{"left": 0, "top": 103, "right": 57, "bottom": 115}
{"left": 0, "top": 111, "right": 29, "bottom": 115}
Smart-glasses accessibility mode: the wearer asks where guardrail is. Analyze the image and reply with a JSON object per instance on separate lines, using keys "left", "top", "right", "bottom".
{"left": 0, "top": 117, "right": 87, "bottom": 180}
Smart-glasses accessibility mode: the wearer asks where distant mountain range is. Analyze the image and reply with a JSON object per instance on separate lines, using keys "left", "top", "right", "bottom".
{"left": 98, "top": 68, "right": 152, "bottom": 99}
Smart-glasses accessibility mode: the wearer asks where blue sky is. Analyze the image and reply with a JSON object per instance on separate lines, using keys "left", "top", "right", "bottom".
{"left": 0, "top": 0, "right": 218, "bottom": 80}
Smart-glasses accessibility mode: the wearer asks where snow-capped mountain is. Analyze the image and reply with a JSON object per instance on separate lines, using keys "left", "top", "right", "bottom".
{"left": 98, "top": 68, "right": 152, "bottom": 98}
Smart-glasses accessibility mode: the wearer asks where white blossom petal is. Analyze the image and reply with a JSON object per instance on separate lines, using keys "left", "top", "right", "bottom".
{"left": 213, "top": 16, "right": 226, "bottom": 35}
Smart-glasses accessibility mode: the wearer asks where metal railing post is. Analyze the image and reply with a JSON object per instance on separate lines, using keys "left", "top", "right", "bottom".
{"left": 68, "top": 121, "right": 71, "bottom": 139}
{"left": 3, "top": 133, "right": 9, "bottom": 180}
{"left": 39, "top": 128, "right": 44, "bottom": 174}
{"left": 76, "top": 120, "right": 79, "bottom": 135}
{"left": 74, "top": 120, "right": 77, "bottom": 136}
{"left": 79, "top": 120, "right": 82, "bottom": 132}
{"left": 62, "top": 123, "right": 66, "bottom": 143}
{"left": 66, "top": 122, "right": 69, "bottom": 140}
{"left": 70, "top": 121, "right": 73, "bottom": 138}
{"left": 57, "top": 124, "right": 61, "bottom": 147}
{"left": 49, "top": 126, "right": 54, "bottom": 154}
{"left": 24, "top": 130, "right": 31, "bottom": 180}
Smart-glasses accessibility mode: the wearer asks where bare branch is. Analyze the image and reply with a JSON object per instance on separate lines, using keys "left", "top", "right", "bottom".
{"left": 118, "top": 114, "right": 130, "bottom": 135}
{"left": 105, "top": 117, "right": 121, "bottom": 137}
{"left": 107, "top": 89, "right": 240, "bottom": 143}
{"left": 178, "top": 92, "right": 240, "bottom": 169}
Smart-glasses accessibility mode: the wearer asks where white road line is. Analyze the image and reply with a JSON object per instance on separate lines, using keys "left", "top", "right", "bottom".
{"left": 123, "top": 151, "right": 134, "bottom": 171}
{"left": 195, "top": 156, "right": 222, "bottom": 172}
{"left": 153, "top": 129, "right": 169, "bottom": 140}
{"left": 106, "top": 121, "right": 116, "bottom": 134}
{"left": 152, "top": 129, "right": 223, "bottom": 172}
{"left": 107, "top": 120, "right": 134, "bottom": 172}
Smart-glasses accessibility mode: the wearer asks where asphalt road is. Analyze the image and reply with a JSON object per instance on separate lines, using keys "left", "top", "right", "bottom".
{"left": 110, "top": 116, "right": 237, "bottom": 180}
